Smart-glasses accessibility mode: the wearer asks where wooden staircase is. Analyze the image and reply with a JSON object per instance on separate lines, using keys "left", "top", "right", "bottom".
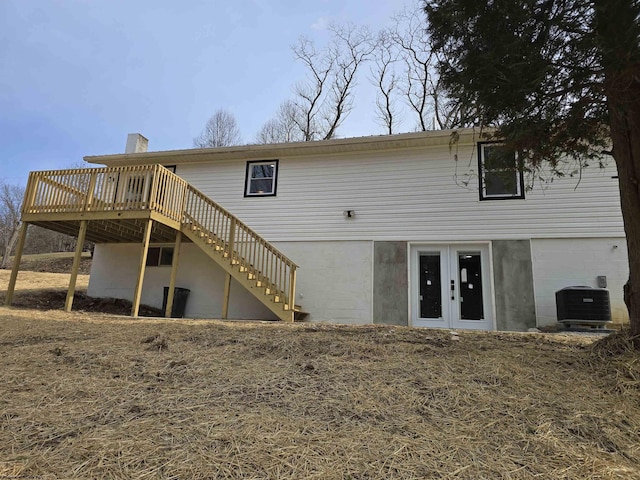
{"left": 10, "top": 165, "right": 304, "bottom": 322}
{"left": 181, "top": 186, "right": 301, "bottom": 322}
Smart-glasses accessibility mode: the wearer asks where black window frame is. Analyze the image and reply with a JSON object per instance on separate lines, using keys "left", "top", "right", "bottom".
{"left": 244, "top": 160, "right": 278, "bottom": 197}
{"left": 478, "top": 142, "right": 525, "bottom": 201}
{"left": 146, "top": 246, "right": 174, "bottom": 267}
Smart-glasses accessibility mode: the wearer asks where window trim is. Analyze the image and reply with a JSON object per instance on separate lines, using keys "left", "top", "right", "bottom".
{"left": 478, "top": 142, "right": 525, "bottom": 201}
{"left": 244, "top": 160, "right": 278, "bottom": 197}
{"left": 146, "top": 246, "right": 174, "bottom": 267}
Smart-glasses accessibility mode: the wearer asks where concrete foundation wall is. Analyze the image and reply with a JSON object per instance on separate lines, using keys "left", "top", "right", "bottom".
{"left": 373, "top": 241, "right": 408, "bottom": 326}
{"left": 88, "top": 240, "right": 373, "bottom": 324}
{"left": 275, "top": 241, "right": 373, "bottom": 325}
{"left": 492, "top": 240, "right": 536, "bottom": 331}
{"left": 88, "top": 243, "right": 277, "bottom": 320}
{"left": 88, "top": 237, "right": 630, "bottom": 330}
{"left": 531, "top": 238, "right": 629, "bottom": 326}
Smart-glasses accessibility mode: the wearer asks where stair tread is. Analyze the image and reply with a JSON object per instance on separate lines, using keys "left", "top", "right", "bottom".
{"left": 183, "top": 215, "right": 301, "bottom": 322}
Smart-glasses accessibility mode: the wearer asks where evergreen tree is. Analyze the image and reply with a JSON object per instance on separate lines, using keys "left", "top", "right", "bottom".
{"left": 425, "top": 0, "right": 640, "bottom": 341}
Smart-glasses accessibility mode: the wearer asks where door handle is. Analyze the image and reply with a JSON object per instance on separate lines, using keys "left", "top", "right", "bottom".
{"left": 451, "top": 280, "right": 455, "bottom": 300}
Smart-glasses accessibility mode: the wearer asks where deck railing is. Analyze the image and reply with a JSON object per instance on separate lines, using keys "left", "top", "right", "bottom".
{"left": 23, "top": 165, "right": 189, "bottom": 224}
{"left": 22, "top": 165, "right": 298, "bottom": 312}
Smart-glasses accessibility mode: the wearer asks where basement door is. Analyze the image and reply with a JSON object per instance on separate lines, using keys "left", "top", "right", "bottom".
{"left": 411, "top": 244, "right": 494, "bottom": 330}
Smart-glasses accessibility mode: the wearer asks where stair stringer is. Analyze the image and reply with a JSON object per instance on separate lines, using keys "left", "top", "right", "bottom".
{"left": 181, "top": 226, "right": 295, "bottom": 322}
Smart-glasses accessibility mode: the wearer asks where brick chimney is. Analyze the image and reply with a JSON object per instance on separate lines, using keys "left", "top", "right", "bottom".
{"left": 125, "top": 133, "right": 149, "bottom": 153}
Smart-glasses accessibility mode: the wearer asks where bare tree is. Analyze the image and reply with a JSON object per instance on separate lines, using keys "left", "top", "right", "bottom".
{"left": 23, "top": 226, "right": 72, "bottom": 254}
{"left": 291, "top": 37, "right": 334, "bottom": 141}
{"left": 256, "top": 118, "right": 286, "bottom": 145}
{"left": 321, "top": 24, "right": 375, "bottom": 139}
{"left": 275, "top": 23, "right": 374, "bottom": 142}
{"left": 430, "top": 71, "right": 463, "bottom": 129}
{"left": 193, "top": 109, "right": 242, "bottom": 148}
{"left": 386, "top": 6, "right": 466, "bottom": 131}
{"left": 258, "top": 7, "right": 467, "bottom": 140}
{"left": 0, "top": 181, "right": 24, "bottom": 269}
{"left": 370, "top": 30, "right": 402, "bottom": 134}
{"left": 256, "top": 100, "right": 304, "bottom": 144}
{"left": 390, "top": 7, "right": 436, "bottom": 131}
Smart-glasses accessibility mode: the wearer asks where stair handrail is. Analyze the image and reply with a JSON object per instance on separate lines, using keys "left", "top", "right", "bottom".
{"left": 183, "top": 184, "right": 298, "bottom": 312}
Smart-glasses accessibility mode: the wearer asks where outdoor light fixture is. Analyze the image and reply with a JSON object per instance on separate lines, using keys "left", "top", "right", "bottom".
{"left": 343, "top": 210, "right": 355, "bottom": 218}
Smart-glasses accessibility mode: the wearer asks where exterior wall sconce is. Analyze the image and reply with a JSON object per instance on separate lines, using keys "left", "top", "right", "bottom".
{"left": 343, "top": 210, "right": 355, "bottom": 218}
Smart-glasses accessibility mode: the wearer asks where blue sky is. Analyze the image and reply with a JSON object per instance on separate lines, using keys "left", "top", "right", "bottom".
{"left": 0, "top": 0, "right": 412, "bottom": 186}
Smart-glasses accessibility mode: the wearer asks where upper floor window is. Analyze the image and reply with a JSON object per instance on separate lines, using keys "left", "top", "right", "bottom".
{"left": 478, "top": 142, "right": 525, "bottom": 200}
{"left": 245, "top": 160, "right": 278, "bottom": 197}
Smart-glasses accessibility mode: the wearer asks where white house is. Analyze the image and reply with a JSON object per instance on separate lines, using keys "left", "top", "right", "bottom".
{"left": 74, "top": 128, "right": 629, "bottom": 331}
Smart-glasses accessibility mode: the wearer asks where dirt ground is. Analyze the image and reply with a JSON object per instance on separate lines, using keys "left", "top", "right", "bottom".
{"left": 0, "top": 257, "right": 162, "bottom": 316}
{"left": 7, "top": 251, "right": 93, "bottom": 275}
{"left": 1, "top": 271, "right": 640, "bottom": 478}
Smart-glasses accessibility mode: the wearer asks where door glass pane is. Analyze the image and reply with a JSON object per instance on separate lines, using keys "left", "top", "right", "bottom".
{"left": 419, "top": 254, "right": 442, "bottom": 318}
{"left": 458, "top": 252, "right": 484, "bottom": 320}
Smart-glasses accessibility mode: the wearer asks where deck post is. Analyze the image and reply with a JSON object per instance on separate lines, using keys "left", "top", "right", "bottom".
{"left": 25, "top": 176, "right": 38, "bottom": 213}
{"left": 164, "top": 230, "right": 182, "bottom": 317}
{"left": 222, "top": 272, "right": 232, "bottom": 319}
{"left": 132, "top": 219, "right": 153, "bottom": 317}
{"left": 4, "top": 222, "right": 28, "bottom": 306}
{"left": 65, "top": 220, "right": 88, "bottom": 312}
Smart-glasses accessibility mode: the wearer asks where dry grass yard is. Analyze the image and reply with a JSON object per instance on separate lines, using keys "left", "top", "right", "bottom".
{"left": 1, "top": 267, "right": 639, "bottom": 479}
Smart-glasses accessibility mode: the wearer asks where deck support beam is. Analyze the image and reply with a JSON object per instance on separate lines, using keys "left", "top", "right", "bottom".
{"left": 222, "top": 272, "right": 232, "bottom": 319}
{"left": 132, "top": 219, "right": 153, "bottom": 317}
{"left": 164, "top": 230, "right": 182, "bottom": 318}
{"left": 4, "top": 222, "right": 28, "bottom": 306}
{"left": 64, "top": 220, "right": 88, "bottom": 312}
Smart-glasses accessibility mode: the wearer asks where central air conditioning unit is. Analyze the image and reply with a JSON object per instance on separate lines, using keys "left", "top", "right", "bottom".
{"left": 555, "top": 286, "right": 611, "bottom": 328}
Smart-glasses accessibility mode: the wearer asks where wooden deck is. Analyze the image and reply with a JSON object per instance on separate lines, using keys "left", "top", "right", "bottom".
{"left": 21, "top": 165, "right": 185, "bottom": 242}
{"left": 7, "top": 165, "right": 301, "bottom": 321}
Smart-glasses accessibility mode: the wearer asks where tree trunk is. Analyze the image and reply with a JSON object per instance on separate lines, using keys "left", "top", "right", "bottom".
{"left": 1, "top": 222, "right": 22, "bottom": 269}
{"left": 609, "top": 89, "right": 640, "bottom": 340}
{"left": 596, "top": 0, "right": 640, "bottom": 341}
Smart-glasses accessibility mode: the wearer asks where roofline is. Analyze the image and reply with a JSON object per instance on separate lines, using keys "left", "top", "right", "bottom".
{"left": 84, "top": 128, "right": 496, "bottom": 166}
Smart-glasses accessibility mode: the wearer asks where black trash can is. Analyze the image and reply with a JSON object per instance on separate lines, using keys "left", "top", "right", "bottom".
{"left": 162, "top": 287, "right": 190, "bottom": 318}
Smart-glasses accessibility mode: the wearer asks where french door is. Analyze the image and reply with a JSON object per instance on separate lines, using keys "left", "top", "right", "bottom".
{"left": 411, "top": 244, "right": 493, "bottom": 330}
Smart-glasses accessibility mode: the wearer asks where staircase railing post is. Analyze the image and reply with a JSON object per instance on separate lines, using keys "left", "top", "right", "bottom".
{"left": 288, "top": 266, "right": 297, "bottom": 316}
{"left": 180, "top": 184, "right": 189, "bottom": 224}
{"left": 228, "top": 217, "right": 236, "bottom": 261}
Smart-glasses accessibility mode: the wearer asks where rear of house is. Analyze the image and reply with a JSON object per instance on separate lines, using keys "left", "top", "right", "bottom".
{"left": 85, "top": 129, "right": 629, "bottom": 330}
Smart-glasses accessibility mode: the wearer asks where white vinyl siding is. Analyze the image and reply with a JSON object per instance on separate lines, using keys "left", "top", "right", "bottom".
{"left": 175, "top": 144, "right": 624, "bottom": 242}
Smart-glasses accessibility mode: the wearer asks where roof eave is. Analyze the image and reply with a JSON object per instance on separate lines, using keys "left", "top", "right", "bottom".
{"left": 84, "top": 128, "right": 496, "bottom": 166}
